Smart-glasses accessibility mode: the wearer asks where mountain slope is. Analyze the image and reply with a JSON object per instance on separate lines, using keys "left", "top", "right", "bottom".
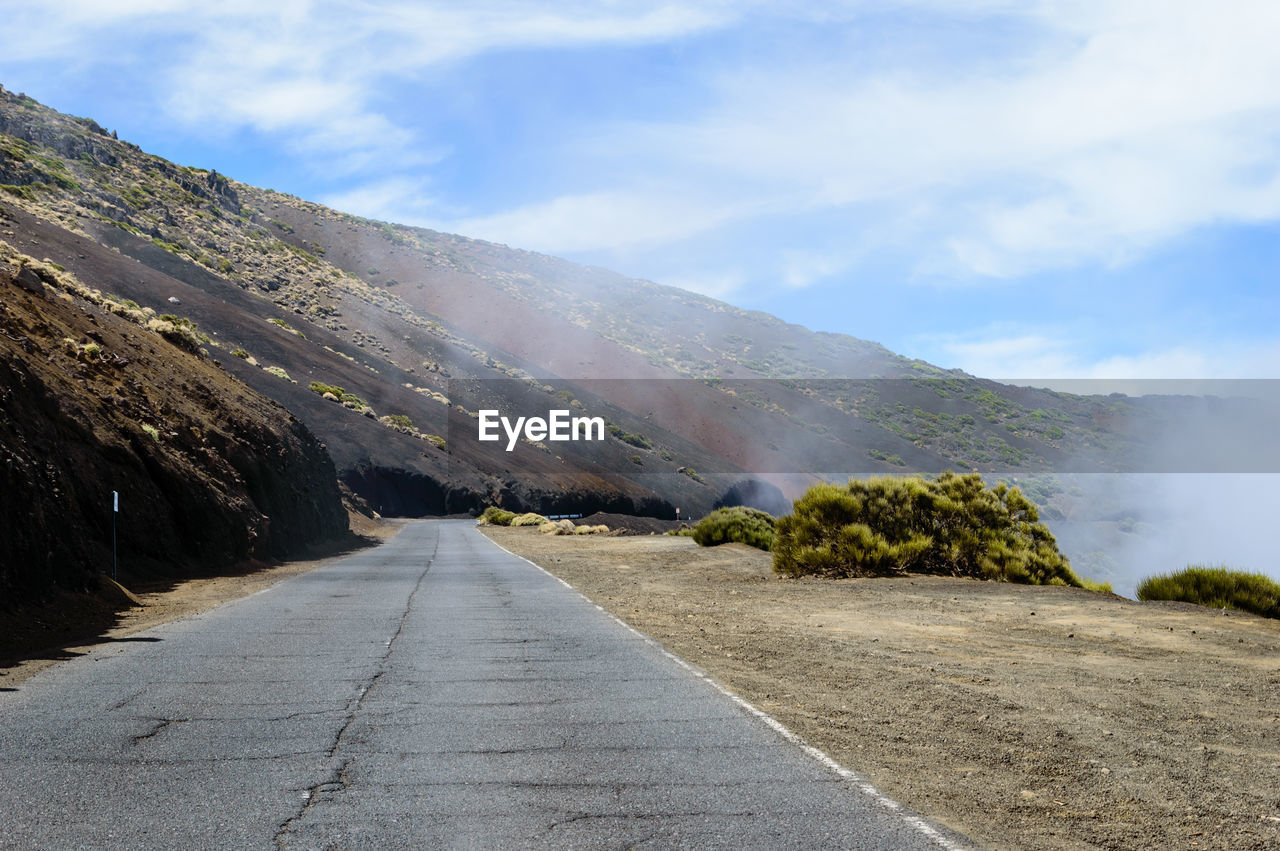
{"left": 0, "top": 237, "right": 349, "bottom": 611}
{"left": 3, "top": 84, "right": 1251, "bottom": 523}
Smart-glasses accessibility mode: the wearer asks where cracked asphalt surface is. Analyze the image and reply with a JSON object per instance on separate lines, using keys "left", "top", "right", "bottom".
{"left": 0, "top": 521, "right": 964, "bottom": 848}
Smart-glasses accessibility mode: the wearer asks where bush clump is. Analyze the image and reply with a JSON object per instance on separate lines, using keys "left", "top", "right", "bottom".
{"left": 147, "top": 314, "right": 207, "bottom": 354}
{"left": 311, "top": 381, "right": 369, "bottom": 410}
{"left": 509, "top": 512, "right": 548, "bottom": 527}
{"left": 339, "top": 392, "right": 368, "bottom": 408}
{"left": 1137, "top": 566, "right": 1280, "bottom": 619}
{"left": 539, "top": 519, "right": 577, "bottom": 535}
{"left": 691, "top": 506, "right": 776, "bottom": 552}
{"left": 310, "top": 381, "right": 344, "bottom": 396}
{"left": 773, "top": 472, "right": 1088, "bottom": 586}
{"left": 478, "top": 506, "right": 516, "bottom": 526}
{"left": 607, "top": 423, "right": 652, "bottom": 449}
{"left": 268, "top": 316, "right": 305, "bottom": 338}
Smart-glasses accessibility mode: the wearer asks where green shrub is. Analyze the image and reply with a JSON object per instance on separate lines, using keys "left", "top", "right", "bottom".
{"left": 867, "top": 448, "right": 906, "bottom": 466}
{"left": 509, "top": 512, "right": 548, "bottom": 527}
{"left": 147, "top": 316, "right": 205, "bottom": 354}
{"left": 691, "top": 507, "right": 776, "bottom": 551}
{"left": 231, "top": 347, "right": 249, "bottom": 359}
{"left": 607, "top": 423, "right": 652, "bottom": 449}
{"left": 773, "top": 472, "right": 1085, "bottom": 586}
{"left": 263, "top": 365, "right": 296, "bottom": 383}
{"left": 1137, "top": 566, "right": 1280, "bottom": 619}
{"left": 338, "top": 392, "right": 367, "bottom": 407}
{"left": 385, "top": 414, "right": 413, "bottom": 429}
{"left": 479, "top": 506, "right": 516, "bottom": 526}
{"left": 309, "top": 381, "right": 344, "bottom": 396}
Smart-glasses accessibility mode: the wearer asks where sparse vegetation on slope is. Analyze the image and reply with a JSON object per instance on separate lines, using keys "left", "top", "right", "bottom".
{"left": 3, "top": 84, "right": 1257, "bottom": 525}
{"left": 1137, "top": 566, "right": 1280, "bottom": 619}
{"left": 0, "top": 84, "right": 1145, "bottom": 488}
{"left": 0, "top": 244, "right": 349, "bottom": 610}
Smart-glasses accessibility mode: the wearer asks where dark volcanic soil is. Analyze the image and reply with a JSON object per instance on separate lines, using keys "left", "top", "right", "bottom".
{"left": 0, "top": 236, "right": 350, "bottom": 610}
{"left": 574, "top": 511, "right": 684, "bottom": 535}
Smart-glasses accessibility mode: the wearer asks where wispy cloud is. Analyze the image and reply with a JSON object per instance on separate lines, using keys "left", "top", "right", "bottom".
{"left": 13, "top": 1, "right": 1280, "bottom": 281}
{"left": 596, "top": 1, "right": 1280, "bottom": 280}
{"left": 1, "top": 1, "right": 736, "bottom": 170}
{"left": 4, "top": 0, "right": 1280, "bottom": 380}
{"left": 924, "top": 326, "right": 1280, "bottom": 381}
{"left": 319, "top": 177, "right": 439, "bottom": 224}
{"left": 448, "top": 187, "right": 756, "bottom": 253}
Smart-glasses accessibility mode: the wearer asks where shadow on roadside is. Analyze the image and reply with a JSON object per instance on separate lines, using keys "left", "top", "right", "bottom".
{"left": 1, "top": 527, "right": 390, "bottom": 679}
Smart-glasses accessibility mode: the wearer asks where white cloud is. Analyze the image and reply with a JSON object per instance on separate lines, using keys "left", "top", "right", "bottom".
{"left": 929, "top": 332, "right": 1084, "bottom": 378}
{"left": 7, "top": 0, "right": 1280, "bottom": 287}
{"left": 925, "top": 327, "right": 1280, "bottom": 382}
{"left": 780, "top": 252, "right": 845, "bottom": 289}
{"left": 319, "top": 177, "right": 439, "bottom": 224}
{"left": 446, "top": 188, "right": 755, "bottom": 254}
{"left": 382, "top": 2, "right": 730, "bottom": 64}
{"left": 1, "top": 1, "right": 737, "bottom": 169}
{"left": 579, "top": 0, "right": 1280, "bottom": 276}
{"left": 659, "top": 270, "right": 746, "bottom": 299}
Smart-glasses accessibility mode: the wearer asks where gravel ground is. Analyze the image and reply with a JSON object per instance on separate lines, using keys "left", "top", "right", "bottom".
{"left": 485, "top": 526, "right": 1280, "bottom": 850}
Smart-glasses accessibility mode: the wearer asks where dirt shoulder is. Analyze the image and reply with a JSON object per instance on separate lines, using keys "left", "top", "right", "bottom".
{"left": 485, "top": 527, "right": 1280, "bottom": 850}
{"left": 0, "top": 520, "right": 399, "bottom": 689}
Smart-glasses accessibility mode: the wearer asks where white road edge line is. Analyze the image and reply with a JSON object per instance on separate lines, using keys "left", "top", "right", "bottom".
{"left": 484, "top": 534, "right": 968, "bottom": 851}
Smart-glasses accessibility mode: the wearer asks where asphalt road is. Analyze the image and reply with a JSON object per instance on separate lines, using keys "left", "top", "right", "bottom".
{"left": 0, "top": 521, "right": 967, "bottom": 849}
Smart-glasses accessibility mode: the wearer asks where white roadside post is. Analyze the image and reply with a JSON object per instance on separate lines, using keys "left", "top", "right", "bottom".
{"left": 112, "top": 490, "right": 118, "bottom": 580}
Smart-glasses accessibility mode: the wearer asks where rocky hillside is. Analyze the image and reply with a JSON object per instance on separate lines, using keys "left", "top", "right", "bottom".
{"left": 0, "top": 236, "right": 349, "bottom": 609}
{"left": 1, "top": 84, "right": 1266, "bottom": 524}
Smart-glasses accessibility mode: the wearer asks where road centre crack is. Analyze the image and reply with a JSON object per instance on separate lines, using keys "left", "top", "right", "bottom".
{"left": 273, "top": 534, "right": 437, "bottom": 847}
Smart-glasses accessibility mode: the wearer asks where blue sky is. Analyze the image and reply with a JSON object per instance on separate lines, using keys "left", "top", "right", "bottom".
{"left": 3, "top": 1, "right": 1280, "bottom": 380}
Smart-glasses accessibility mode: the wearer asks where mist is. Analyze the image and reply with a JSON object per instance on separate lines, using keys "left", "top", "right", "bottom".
{"left": 1048, "top": 474, "right": 1280, "bottom": 598}
{"left": 1017, "top": 380, "right": 1280, "bottom": 596}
